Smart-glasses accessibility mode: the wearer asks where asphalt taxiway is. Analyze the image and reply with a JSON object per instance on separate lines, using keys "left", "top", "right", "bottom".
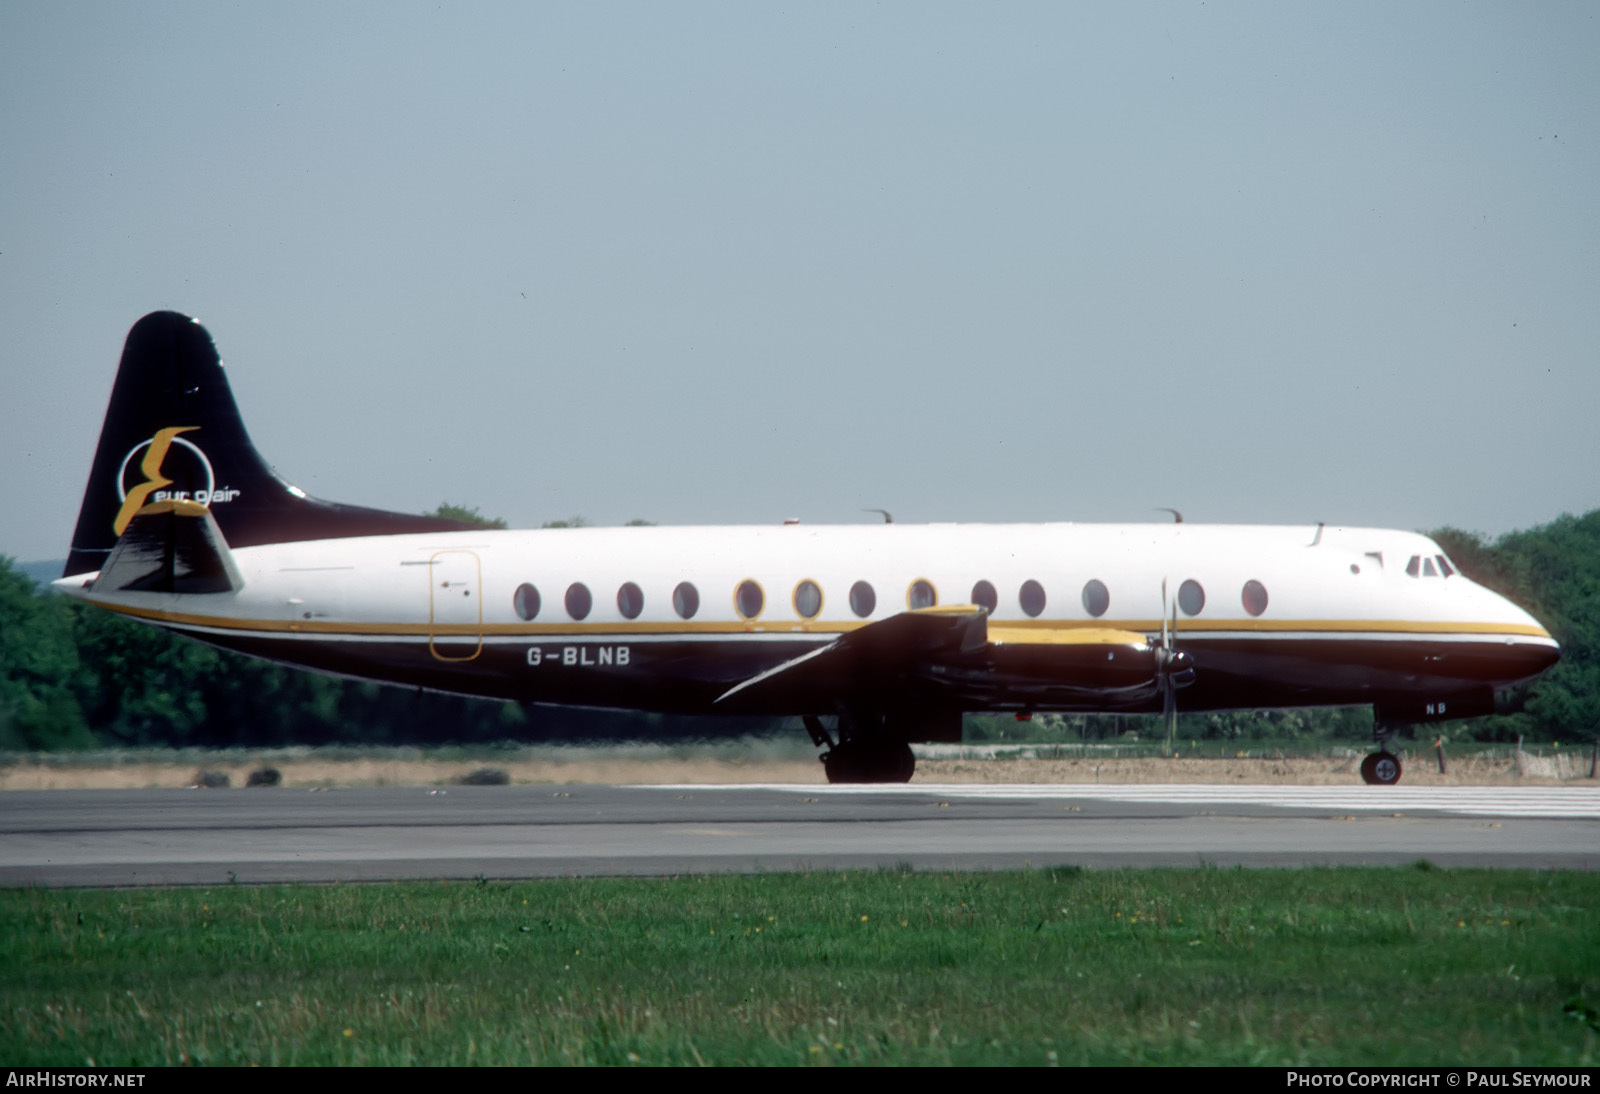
{"left": 1, "top": 783, "right": 1595, "bottom": 887}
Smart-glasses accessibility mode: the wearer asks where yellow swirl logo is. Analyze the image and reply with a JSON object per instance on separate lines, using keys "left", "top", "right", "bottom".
{"left": 113, "top": 427, "right": 240, "bottom": 535}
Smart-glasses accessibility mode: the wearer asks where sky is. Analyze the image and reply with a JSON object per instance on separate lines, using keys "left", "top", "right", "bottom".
{"left": 3, "top": 2, "right": 1597, "bottom": 564}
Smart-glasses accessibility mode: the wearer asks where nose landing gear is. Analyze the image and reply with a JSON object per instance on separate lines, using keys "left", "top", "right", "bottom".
{"left": 1359, "top": 750, "right": 1402, "bottom": 785}
{"left": 1360, "top": 721, "right": 1405, "bottom": 785}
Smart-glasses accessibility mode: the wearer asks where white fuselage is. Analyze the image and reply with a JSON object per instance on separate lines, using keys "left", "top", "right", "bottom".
{"left": 62, "top": 520, "right": 1557, "bottom": 719}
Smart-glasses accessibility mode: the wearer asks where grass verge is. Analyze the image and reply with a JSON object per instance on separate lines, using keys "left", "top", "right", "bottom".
{"left": 3, "top": 868, "right": 1597, "bottom": 1066}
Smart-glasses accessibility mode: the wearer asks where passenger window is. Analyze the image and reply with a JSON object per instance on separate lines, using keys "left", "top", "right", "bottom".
{"left": 617, "top": 582, "right": 644, "bottom": 619}
{"left": 1241, "top": 579, "right": 1268, "bottom": 617}
{"left": 907, "top": 579, "right": 937, "bottom": 610}
{"left": 971, "top": 580, "right": 997, "bottom": 613}
{"left": 1081, "top": 579, "right": 1110, "bottom": 618}
{"left": 565, "top": 582, "right": 592, "bottom": 621}
{"left": 672, "top": 581, "right": 699, "bottom": 620}
{"left": 849, "top": 581, "right": 876, "bottom": 618}
{"left": 735, "top": 579, "right": 764, "bottom": 620}
{"left": 793, "top": 579, "right": 823, "bottom": 620}
{"left": 1019, "top": 579, "right": 1047, "bottom": 618}
{"left": 513, "top": 583, "right": 540, "bottom": 621}
{"left": 1178, "top": 579, "right": 1205, "bottom": 616}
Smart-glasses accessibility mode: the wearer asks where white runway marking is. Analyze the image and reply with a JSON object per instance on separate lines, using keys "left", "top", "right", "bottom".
{"left": 656, "top": 784, "right": 1600, "bottom": 819}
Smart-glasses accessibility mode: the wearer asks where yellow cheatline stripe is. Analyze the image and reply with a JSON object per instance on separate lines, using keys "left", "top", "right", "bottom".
{"left": 90, "top": 598, "right": 1553, "bottom": 642}
{"left": 993, "top": 617, "right": 1552, "bottom": 638}
{"left": 988, "top": 627, "right": 1149, "bottom": 646}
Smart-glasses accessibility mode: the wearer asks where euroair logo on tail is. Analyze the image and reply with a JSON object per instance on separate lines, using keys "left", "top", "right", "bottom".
{"left": 113, "top": 427, "right": 241, "bottom": 535}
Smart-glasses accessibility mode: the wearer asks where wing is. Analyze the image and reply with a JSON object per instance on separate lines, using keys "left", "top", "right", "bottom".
{"left": 715, "top": 606, "right": 1164, "bottom": 713}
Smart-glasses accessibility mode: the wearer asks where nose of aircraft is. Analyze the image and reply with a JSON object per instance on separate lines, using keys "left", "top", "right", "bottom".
{"left": 1489, "top": 587, "right": 1561, "bottom": 680}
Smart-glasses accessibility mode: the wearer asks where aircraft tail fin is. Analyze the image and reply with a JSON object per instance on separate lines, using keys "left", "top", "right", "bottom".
{"left": 65, "top": 311, "right": 478, "bottom": 577}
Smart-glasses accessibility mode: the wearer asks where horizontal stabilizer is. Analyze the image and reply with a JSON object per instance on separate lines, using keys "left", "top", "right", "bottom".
{"left": 93, "top": 499, "right": 243, "bottom": 594}
{"left": 715, "top": 605, "right": 988, "bottom": 708}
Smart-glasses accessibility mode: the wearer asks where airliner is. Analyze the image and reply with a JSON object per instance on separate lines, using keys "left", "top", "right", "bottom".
{"left": 55, "top": 312, "right": 1561, "bottom": 784}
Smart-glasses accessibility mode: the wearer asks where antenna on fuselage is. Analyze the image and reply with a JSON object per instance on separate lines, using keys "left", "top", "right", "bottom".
{"left": 862, "top": 508, "right": 894, "bottom": 524}
{"left": 1154, "top": 508, "right": 1183, "bottom": 523}
{"left": 1308, "top": 522, "right": 1325, "bottom": 547}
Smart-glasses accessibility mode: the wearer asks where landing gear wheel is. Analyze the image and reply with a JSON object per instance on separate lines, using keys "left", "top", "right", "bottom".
{"left": 877, "top": 740, "right": 915, "bottom": 784}
{"left": 1360, "top": 751, "right": 1402, "bottom": 785}
{"left": 821, "top": 740, "right": 916, "bottom": 784}
{"left": 822, "top": 747, "right": 857, "bottom": 784}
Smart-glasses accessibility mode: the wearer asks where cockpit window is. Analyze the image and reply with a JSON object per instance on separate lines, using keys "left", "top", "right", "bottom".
{"left": 1406, "top": 554, "right": 1451, "bottom": 578}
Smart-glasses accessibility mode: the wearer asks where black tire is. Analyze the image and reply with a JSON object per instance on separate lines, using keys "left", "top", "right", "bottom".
{"left": 1360, "top": 751, "right": 1402, "bottom": 785}
{"left": 883, "top": 741, "right": 915, "bottom": 783}
{"left": 822, "top": 741, "right": 915, "bottom": 784}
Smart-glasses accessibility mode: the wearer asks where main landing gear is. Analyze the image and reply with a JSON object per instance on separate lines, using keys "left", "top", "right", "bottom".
{"left": 804, "top": 713, "right": 916, "bottom": 784}
{"left": 1360, "top": 724, "right": 1404, "bottom": 785}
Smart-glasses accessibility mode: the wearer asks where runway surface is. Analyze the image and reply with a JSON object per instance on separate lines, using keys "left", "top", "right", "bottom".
{"left": 2, "top": 783, "right": 1596, "bottom": 887}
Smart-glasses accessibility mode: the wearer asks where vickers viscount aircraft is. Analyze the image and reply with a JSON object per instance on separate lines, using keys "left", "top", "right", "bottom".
{"left": 57, "top": 312, "right": 1561, "bottom": 784}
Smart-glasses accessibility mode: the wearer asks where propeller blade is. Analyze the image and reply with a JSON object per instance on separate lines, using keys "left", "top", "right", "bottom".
{"left": 1164, "top": 578, "right": 1178, "bottom": 755}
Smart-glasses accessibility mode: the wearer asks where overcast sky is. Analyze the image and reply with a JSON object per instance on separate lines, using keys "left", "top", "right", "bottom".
{"left": 3, "top": 2, "right": 1597, "bottom": 564}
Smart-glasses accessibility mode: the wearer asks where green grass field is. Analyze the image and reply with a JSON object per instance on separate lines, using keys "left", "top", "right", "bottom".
{"left": 3, "top": 868, "right": 1597, "bottom": 1066}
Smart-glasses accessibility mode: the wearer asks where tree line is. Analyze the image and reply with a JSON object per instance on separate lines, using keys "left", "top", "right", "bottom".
{"left": 3, "top": 510, "right": 1597, "bottom": 751}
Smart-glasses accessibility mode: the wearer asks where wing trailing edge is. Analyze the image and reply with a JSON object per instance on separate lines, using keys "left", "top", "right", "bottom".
{"left": 714, "top": 606, "right": 990, "bottom": 709}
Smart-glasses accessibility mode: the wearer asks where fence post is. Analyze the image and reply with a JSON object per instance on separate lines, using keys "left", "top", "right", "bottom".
{"left": 1435, "top": 737, "right": 1447, "bottom": 775}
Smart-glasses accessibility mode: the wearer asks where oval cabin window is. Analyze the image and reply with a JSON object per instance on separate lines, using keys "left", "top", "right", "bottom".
{"left": 971, "top": 580, "right": 997, "bottom": 613}
{"left": 907, "top": 579, "right": 937, "bottom": 610}
{"left": 1081, "top": 579, "right": 1110, "bottom": 618}
{"left": 672, "top": 581, "right": 700, "bottom": 620}
{"left": 793, "top": 579, "right": 823, "bottom": 620}
{"left": 849, "top": 581, "right": 876, "bottom": 618}
{"left": 1241, "top": 580, "right": 1268, "bottom": 617}
{"left": 617, "top": 582, "right": 644, "bottom": 620}
{"left": 1177, "top": 579, "right": 1205, "bottom": 617}
{"left": 513, "top": 583, "right": 540, "bottom": 622}
{"left": 565, "top": 582, "right": 592, "bottom": 621}
{"left": 735, "top": 580, "right": 764, "bottom": 620}
{"left": 1019, "top": 579, "right": 1047, "bottom": 618}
